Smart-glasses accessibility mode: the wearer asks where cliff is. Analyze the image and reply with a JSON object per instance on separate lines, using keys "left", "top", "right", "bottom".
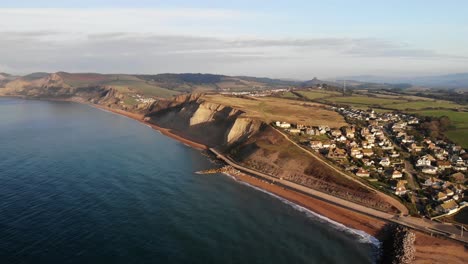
{"left": 146, "top": 93, "right": 262, "bottom": 147}
{"left": 146, "top": 94, "right": 396, "bottom": 212}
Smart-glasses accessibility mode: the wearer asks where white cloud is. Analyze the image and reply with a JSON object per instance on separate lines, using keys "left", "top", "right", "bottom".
{"left": 0, "top": 8, "right": 467, "bottom": 78}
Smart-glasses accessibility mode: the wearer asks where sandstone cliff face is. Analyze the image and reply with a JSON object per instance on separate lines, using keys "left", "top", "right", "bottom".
{"left": 146, "top": 94, "right": 261, "bottom": 147}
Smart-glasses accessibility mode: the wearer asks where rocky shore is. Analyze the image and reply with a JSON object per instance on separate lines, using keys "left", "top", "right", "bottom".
{"left": 379, "top": 224, "right": 416, "bottom": 264}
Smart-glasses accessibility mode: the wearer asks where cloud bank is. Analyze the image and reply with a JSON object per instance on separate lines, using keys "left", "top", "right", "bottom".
{"left": 0, "top": 8, "right": 466, "bottom": 78}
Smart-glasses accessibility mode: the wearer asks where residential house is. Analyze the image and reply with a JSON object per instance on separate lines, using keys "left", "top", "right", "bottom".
{"left": 355, "top": 168, "right": 370, "bottom": 177}
{"left": 350, "top": 148, "right": 362, "bottom": 157}
{"left": 437, "top": 160, "right": 452, "bottom": 170}
{"left": 424, "top": 177, "right": 442, "bottom": 188}
{"left": 445, "top": 188, "right": 454, "bottom": 197}
{"left": 392, "top": 170, "right": 403, "bottom": 179}
{"left": 416, "top": 156, "right": 432, "bottom": 167}
{"left": 327, "top": 148, "right": 347, "bottom": 159}
{"left": 362, "top": 149, "right": 374, "bottom": 157}
{"left": 345, "top": 127, "right": 355, "bottom": 138}
{"left": 434, "top": 191, "right": 448, "bottom": 201}
{"left": 331, "top": 129, "right": 342, "bottom": 137}
{"left": 288, "top": 128, "right": 301, "bottom": 134}
{"left": 363, "top": 159, "right": 375, "bottom": 167}
{"left": 275, "top": 121, "right": 291, "bottom": 128}
{"left": 422, "top": 166, "right": 438, "bottom": 175}
{"left": 450, "top": 172, "right": 466, "bottom": 184}
{"left": 395, "top": 180, "right": 408, "bottom": 195}
{"left": 305, "top": 128, "right": 316, "bottom": 135}
{"left": 380, "top": 157, "right": 391, "bottom": 167}
{"left": 322, "top": 141, "right": 335, "bottom": 149}
{"left": 310, "top": 141, "right": 323, "bottom": 150}
{"left": 410, "top": 143, "right": 423, "bottom": 152}
{"left": 437, "top": 199, "right": 459, "bottom": 215}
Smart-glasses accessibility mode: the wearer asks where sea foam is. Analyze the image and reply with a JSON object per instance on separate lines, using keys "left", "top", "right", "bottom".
{"left": 222, "top": 173, "right": 382, "bottom": 251}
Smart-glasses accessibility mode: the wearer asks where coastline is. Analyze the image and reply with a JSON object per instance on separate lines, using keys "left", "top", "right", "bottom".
{"left": 92, "top": 103, "right": 468, "bottom": 264}
{"left": 3, "top": 97, "right": 467, "bottom": 263}
{"left": 90, "top": 103, "right": 387, "bottom": 237}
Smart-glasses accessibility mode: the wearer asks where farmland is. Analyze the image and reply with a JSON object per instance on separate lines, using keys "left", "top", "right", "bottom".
{"left": 410, "top": 109, "right": 468, "bottom": 148}
{"left": 292, "top": 89, "right": 467, "bottom": 112}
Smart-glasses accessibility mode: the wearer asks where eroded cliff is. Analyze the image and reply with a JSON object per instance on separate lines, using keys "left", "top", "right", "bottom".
{"left": 146, "top": 94, "right": 396, "bottom": 212}
{"left": 146, "top": 93, "right": 262, "bottom": 147}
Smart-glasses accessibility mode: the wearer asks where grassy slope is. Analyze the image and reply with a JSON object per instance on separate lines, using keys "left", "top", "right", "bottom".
{"left": 202, "top": 94, "right": 346, "bottom": 128}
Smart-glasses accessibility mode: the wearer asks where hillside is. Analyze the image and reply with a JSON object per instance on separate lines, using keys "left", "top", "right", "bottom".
{"left": 0, "top": 71, "right": 300, "bottom": 98}
{"left": 341, "top": 73, "right": 468, "bottom": 89}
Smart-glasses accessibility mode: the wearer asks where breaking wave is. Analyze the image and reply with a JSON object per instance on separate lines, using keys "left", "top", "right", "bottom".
{"left": 222, "top": 173, "right": 382, "bottom": 260}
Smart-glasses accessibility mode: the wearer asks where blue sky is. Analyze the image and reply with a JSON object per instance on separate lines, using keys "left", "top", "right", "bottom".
{"left": 1, "top": 1, "right": 467, "bottom": 78}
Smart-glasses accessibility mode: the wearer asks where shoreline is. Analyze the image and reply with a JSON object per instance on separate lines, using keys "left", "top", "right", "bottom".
{"left": 93, "top": 103, "right": 468, "bottom": 263}
{"left": 3, "top": 96, "right": 467, "bottom": 263}
{"left": 89, "top": 103, "right": 387, "bottom": 237}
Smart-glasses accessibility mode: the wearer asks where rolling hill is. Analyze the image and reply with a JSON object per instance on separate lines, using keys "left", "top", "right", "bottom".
{"left": 0, "top": 72, "right": 302, "bottom": 99}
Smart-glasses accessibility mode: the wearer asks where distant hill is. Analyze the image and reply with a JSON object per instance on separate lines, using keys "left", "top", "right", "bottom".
{"left": 0, "top": 72, "right": 302, "bottom": 99}
{"left": 340, "top": 73, "right": 468, "bottom": 90}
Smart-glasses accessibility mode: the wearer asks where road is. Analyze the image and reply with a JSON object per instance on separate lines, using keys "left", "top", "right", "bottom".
{"left": 404, "top": 160, "right": 420, "bottom": 190}
{"left": 210, "top": 148, "right": 394, "bottom": 220}
{"left": 210, "top": 143, "right": 468, "bottom": 244}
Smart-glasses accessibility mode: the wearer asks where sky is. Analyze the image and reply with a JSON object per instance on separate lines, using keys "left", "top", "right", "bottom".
{"left": 1, "top": 0, "right": 467, "bottom": 79}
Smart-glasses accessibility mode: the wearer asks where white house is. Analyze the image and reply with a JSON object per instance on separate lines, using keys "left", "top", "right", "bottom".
{"left": 379, "top": 157, "right": 391, "bottom": 167}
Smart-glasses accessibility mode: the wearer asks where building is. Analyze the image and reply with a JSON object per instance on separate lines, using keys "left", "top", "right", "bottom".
{"left": 355, "top": 168, "right": 370, "bottom": 177}
{"left": 345, "top": 127, "right": 355, "bottom": 138}
{"left": 422, "top": 166, "right": 438, "bottom": 175}
{"left": 437, "top": 199, "right": 459, "bottom": 215}
{"left": 416, "top": 156, "right": 433, "bottom": 167}
{"left": 423, "top": 177, "right": 442, "bottom": 188}
{"left": 450, "top": 172, "right": 466, "bottom": 183}
{"left": 437, "top": 160, "right": 452, "bottom": 170}
{"left": 392, "top": 170, "right": 403, "bottom": 179}
{"left": 327, "top": 148, "right": 347, "bottom": 159}
{"left": 331, "top": 129, "right": 342, "bottom": 137}
{"left": 288, "top": 128, "right": 301, "bottom": 134}
{"left": 395, "top": 180, "right": 408, "bottom": 195}
{"left": 379, "top": 157, "right": 391, "bottom": 167}
{"left": 275, "top": 121, "right": 291, "bottom": 128}
{"left": 434, "top": 191, "right": 448, "bottom": 201}
{"left": 310, "top": 141, "right": 323, "bottom": 150}
{"left": 362, "top": 149, "right": 374, "bottom": 157}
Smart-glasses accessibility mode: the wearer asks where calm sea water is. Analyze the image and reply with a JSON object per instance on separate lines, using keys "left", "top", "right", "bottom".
{"left": 0, "top": 98, "right": 378, "bottom": 263}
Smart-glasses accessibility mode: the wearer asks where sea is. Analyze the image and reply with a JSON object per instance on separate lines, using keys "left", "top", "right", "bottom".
{"left": 0, "top": 98, "right": 379, "bottom": 263}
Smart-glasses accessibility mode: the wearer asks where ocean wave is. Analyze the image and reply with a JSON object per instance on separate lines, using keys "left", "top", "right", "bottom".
{"left": 222, "top": 173, "right": 382, "bottom": 249}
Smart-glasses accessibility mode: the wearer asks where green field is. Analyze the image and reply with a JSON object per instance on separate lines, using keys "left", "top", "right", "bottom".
{"left": 389, "top": 100, "right": 464, "bottom": 110}
{"left": 324, "top": 95, "right": 403, "bottom": 106}
{"left": 411, "top": 109, "right": 468, "bottom": 148}
{"left": 297, "top": 90, "right": 341, "bottom": 100}
{"left": 280, "top": 91, "right": 299, "bottom": 99}
{"left": 319, "top": 93, "right": 465, "bottom": 112}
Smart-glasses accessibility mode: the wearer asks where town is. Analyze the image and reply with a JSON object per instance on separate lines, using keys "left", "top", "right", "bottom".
{"left": 275, "top": 106, "right": 467, "bottom": 220}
